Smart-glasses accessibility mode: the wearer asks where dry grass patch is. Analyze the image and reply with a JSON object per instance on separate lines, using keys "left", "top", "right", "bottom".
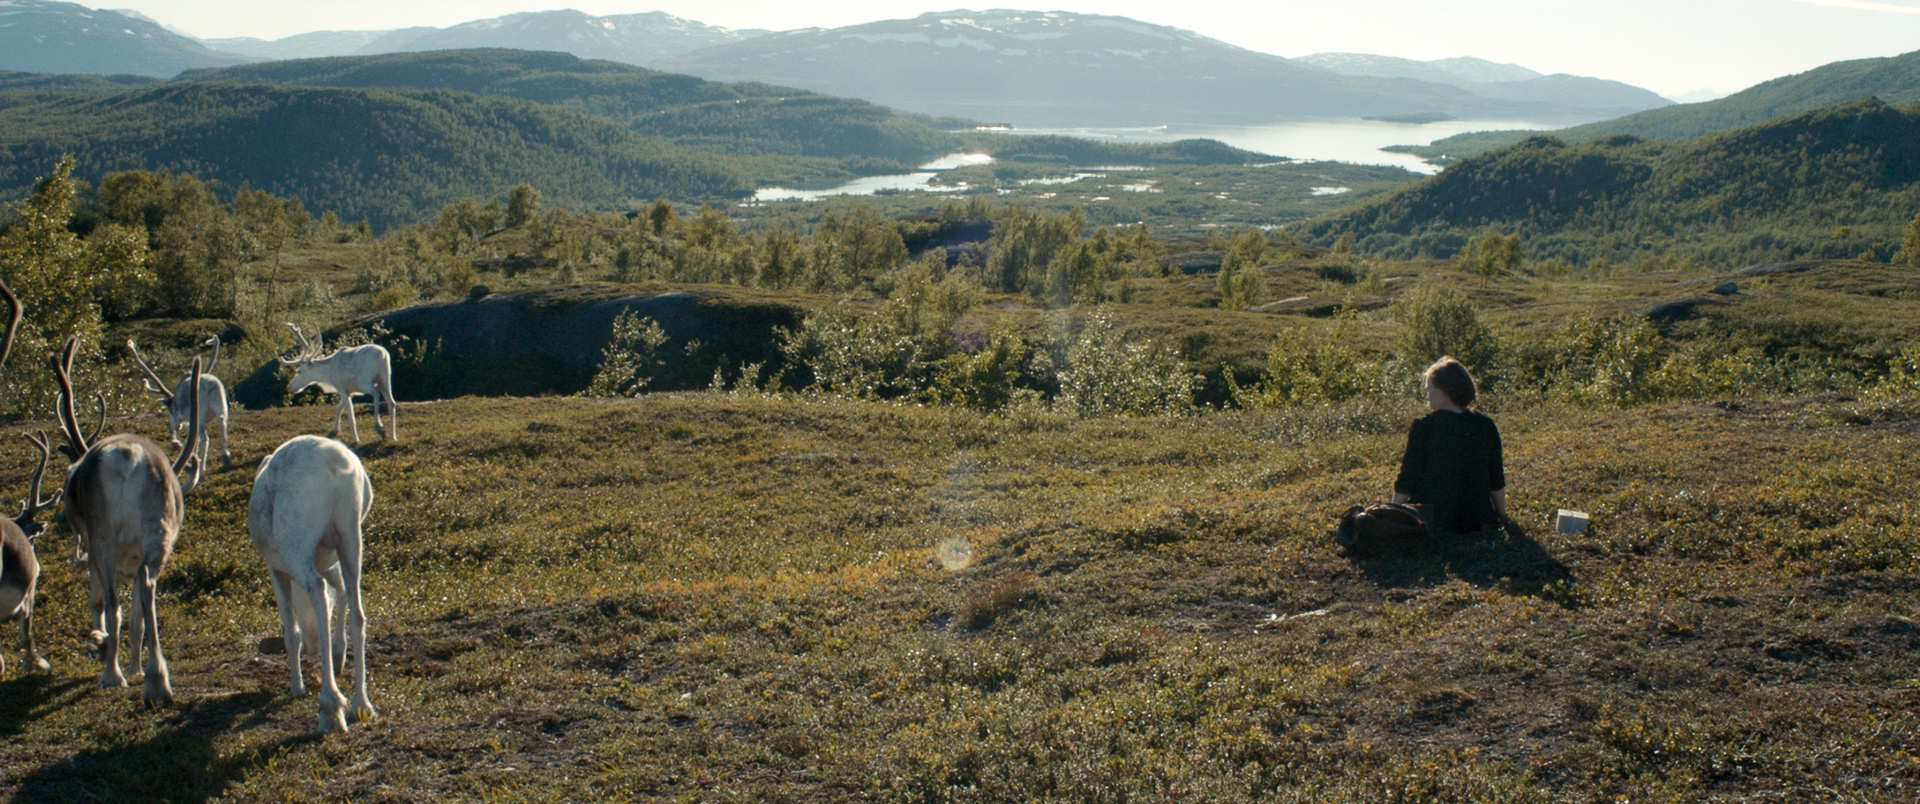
{"left": 0, "top": 391, "right": 1915, "bottom": 800}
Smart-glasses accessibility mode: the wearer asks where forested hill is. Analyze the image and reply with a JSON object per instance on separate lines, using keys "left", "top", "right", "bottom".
{"left": 1560, "top": 49, "right": 1920, "bottom": 142}
{"left": 1407, "top": 49, "right": 1920, "bottom": 162}
{"left": 0, "top": 70, "right": 158, "bottom": 108}
{"left": 1298, "top": 99, "right": 1920, "bottom": 266}
{"left": 174, "top": 50, "right": 971, "bottom": 165}
{"left": 0, "top": 82, "right": 753, "bottom": 227}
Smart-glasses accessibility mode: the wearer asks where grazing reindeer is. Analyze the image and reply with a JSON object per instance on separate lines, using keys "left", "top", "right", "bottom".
{"left": 129, "top": 337, "right": 232, "bottom": 465}
{"left": 52, "top": 336, "right": 203, "bottom": 707}
{"left": 249, "top": 435, "right": 376, "bottom": 733}
{"left": 1, "top": 433, "right": 62, "bottom": 676}
{"left": 282, "top": 324, "right": 397, "bottom": 443}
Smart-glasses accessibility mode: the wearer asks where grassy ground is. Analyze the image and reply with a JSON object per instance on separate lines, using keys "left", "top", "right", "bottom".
{"left": 0, "top": 385, "right": 1916, "bottom": 801}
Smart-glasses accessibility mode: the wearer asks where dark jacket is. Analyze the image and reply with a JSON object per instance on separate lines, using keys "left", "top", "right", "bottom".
{"left": 1394, "top": 409, "right": 1505, "bottom": 534}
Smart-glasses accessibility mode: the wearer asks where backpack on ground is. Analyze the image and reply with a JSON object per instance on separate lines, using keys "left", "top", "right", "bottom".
{"left": 1333, "top": 503, "right": 1433, "bottom": 557}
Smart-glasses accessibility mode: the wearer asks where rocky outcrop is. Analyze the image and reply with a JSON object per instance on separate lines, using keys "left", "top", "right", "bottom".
{"left": 234, "top": 285, "right": 804, "bottom": 408}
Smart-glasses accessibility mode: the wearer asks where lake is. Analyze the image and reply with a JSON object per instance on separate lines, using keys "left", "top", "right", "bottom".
{"left": 998, "top": 118, "right": 1558, "bottom": 175}
{"left": 752, "top": 153, "right": 993, "bottom": 202}
{"left": 747, "top": 118, "right": 1559, "bottom": 202}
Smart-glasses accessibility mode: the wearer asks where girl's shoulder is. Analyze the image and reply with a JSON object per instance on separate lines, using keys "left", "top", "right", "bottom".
{"left": 1417, "top": 409, "right": 1498, "bottom": 430}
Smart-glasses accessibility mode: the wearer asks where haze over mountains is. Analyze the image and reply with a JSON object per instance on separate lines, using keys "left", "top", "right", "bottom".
{"left": 654, "top": 10, "right": 1666, "bottom": 126}
{"left": 224, "top": 10, "right": 765, "bottom": 67}
{"left": 0, "top": 2, "right": 1671, "bottom": 128}
{"left": 0, "top": 0, "right": 244, "bottom": 75}
{"left": 1296, "top": 52, "right": 1674, "bottom": 120}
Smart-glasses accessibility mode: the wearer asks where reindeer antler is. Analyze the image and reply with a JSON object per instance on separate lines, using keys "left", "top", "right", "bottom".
{"left": 172, "top": 357, "right": 203, "bottom": 493}
{"left": 280, "top": 323, "right": 314, "bottom": 366}
{"left": 17, "top": 432, "right": 62, "bottom": 523}
{"left": 0, "top": 279, "right": 19, "bottom": 372}
{"left": 87, "top": 392, "right": 105, "bottom": 445}
{"left": 126, "top": 339, "right": 175, "bottom": 403}
{"left": 51, "top": 335, "right": 89, "bottom": 458}
{"left": 203, "top": 336, "right": 221, "bottom": 375}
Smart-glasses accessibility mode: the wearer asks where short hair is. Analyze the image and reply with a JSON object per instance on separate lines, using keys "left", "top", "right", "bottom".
{"left": 1423, "top": 357, "right": 1478, "bottom": 409}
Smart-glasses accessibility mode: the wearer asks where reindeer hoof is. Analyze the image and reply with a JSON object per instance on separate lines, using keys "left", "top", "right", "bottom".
{"left": 320, "top": 709, "right": 349, "bottom": 734}
{"left": 98, "top": 670, "right": 127, "bottom": 688}
{"left": 31, "top": 656, "right": 49, "bottom": 672}
{"left": 144, "top": 677, "right": 174, "bottom": 708}
{"left": 348, "top": 701, "right": 378, "bottom": 726}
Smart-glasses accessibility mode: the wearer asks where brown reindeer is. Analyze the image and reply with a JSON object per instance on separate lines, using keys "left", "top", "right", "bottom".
{"left": 2, "top": 432, "right": 64, "bottom": 676}
{"left": 51, "top": 336, "right": 202, "bottom": 707}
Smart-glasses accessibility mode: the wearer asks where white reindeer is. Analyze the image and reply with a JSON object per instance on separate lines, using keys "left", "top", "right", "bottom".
{"left": 52, "top": 336, "right": 203, "bottom": 707}
{"left": 1, "top": 433, "right": 62, "bottom": 676}
{"left": 249, "top": 434, "right": 376, "bottom": 733}
{"left": 282, "top": 324, "right": 397, "bottom": 443}
{"left": 129, "top": 337, "right": 232, "bottom": 465}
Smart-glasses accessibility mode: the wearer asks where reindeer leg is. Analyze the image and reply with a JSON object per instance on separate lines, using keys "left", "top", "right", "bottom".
{"left": 344, "top": 394, "right": 362, "bottom": 444}
{"left": 97, "top": 578, "right": 125, "bottom": 688}
{"left": 339, "top": 520, "right": 375, "bottom": 725}
{"left": 378, "top": 380, "right": 397, "bottom": 441}
{"left": 25, "top": 601, "right": 46, "bottom": 672}
{"left": 138, "top": 562, "right": 172, "bottom": 708}
{"left": 86, "top": 572, "right": 106, "bottom": 650}
{"left": 299, "top": 568, "right": 348, "bottom": 733}
{"left": 328, "top": 397, "right": 344, "bottom": 439}
{"left": 370, "top": 382, "right": 388, "bottom": 439}
{"left": 264, "top": 569, "right": 303, "bottom": 696}
{"left": 324, "top": 561, "right": 348, "bottom": 677}
{"left": 92, "top": 552, "right": 127, "bottom": 690}
{"left": 126, "top": 569, "right": 146, "bottom": 680}
{"left": 219, "top": 409, "right": 233, "bottom": 464}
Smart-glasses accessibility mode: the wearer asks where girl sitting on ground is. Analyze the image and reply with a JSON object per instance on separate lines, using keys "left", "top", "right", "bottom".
{"left": 1390, "top": 356, "right": 1509, "bottom": 534}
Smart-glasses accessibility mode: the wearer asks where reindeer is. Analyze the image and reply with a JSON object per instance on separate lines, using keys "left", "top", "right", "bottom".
{"left": 129, "top": 337, "right": 232, "bottom": 466}
{"left": 249, "top": 434, "right": 376, "bottom": 733}
{"left": 1, "top": 433, "right": 62, "bottom": 677}
{"left": 282, "top": 324, "right": 397, "bottom": 443}
{"left": 52, "top": 336, "right": 202, "bottom": 707}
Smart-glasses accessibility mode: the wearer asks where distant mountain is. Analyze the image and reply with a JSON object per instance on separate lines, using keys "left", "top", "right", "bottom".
{"left": 1467, "top": 74, "right": 1673, "bottom": 117}
{"left": 337, "top": 27, "right": 433, "bottom": 56}
{"left": 203, "top": 30, "right": 394, "bottom": 61}
{"left": 1400, "top": 49, "right": 1920, "bottom": 163}
{"left": 1297, "top": 53, "right": 1542, "bottom": 86}
{"left": 105, "top": 7, "right": 190, "bottom": 37}
{"left": 0, "top": 0, "right": 245, "bottom": 76}
{"left": 0, "top": 82, "right": 754, "bottom": 226}
{"left": 176, "top": 50, "right": 968, "bottom": 167}
{"left": 350, "top": 10, "right": 763, "bottom": 65}
{"left": 1298, "top": 53, "right": 1671, "bottom": 118}
{"left": 1299, "top": 99, "right": 1920, "bottom": 266}
{"left": 655, "top": 10, "right": 1616, "bottom": 127}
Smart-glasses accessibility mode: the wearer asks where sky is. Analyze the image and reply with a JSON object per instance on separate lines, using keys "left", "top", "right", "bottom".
{"left": 103, "top": 0, "right": 1920, "bottom": 99}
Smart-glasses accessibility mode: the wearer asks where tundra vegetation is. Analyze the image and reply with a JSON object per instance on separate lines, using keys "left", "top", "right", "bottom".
{"left": 0, "top": 153, "right": 1917, "bottom": 800}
